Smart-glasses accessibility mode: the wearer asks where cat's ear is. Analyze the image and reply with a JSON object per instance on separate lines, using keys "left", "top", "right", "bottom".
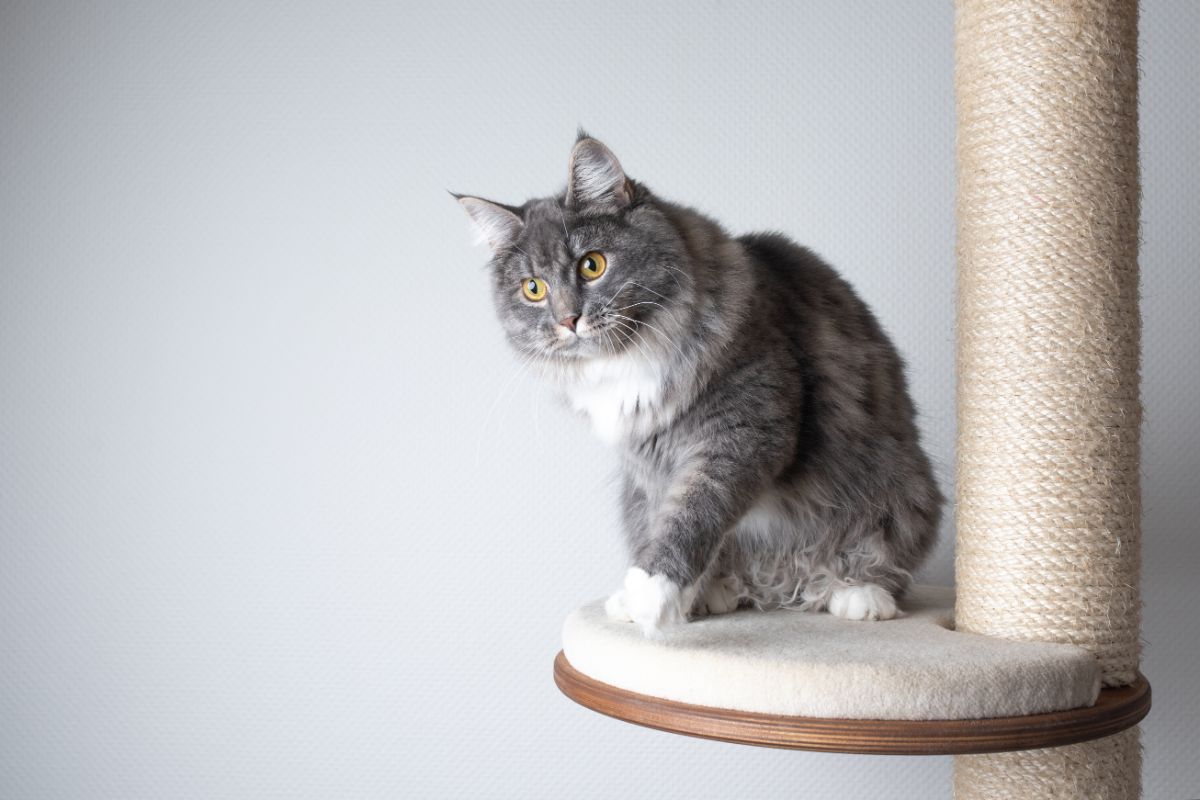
{"left": 567, "top": 135, "right": 633, "bottom": 210}
{"left": 454, "top": 194, "right": 524, "bottom": 252}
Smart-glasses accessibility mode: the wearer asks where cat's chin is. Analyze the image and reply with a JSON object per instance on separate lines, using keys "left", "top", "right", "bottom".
{"left": 541, "top": 338, "right": 617, "bottom": 362}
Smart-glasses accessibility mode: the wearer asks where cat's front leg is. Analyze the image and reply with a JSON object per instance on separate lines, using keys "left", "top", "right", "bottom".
{"left": 614, "top": 566, "right": 697, "bottom": 636}
{"left": 604, "top": 472, "right": 679, "bottom": 626}
{"left": 625, "top": 450, "right": 785, "bottom": 637}
{"left": 611, "top": 566, "right": 740, "bottom": 627}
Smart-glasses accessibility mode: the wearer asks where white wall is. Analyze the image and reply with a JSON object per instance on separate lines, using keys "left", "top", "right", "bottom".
{"left": 1, "top": 1, "right": 1194, "bottom": 797}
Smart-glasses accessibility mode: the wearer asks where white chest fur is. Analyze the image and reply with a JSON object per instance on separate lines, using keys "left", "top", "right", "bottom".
{"left": 564, "top": 355, "right": 669, "bottom": 445}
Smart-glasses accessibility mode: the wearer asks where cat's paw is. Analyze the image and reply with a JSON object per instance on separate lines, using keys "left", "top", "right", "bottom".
{"left": 604, "top": 589, "right": 633, "bottom": 622}
{"left": 622, "top": 567, "right": 690, "bottom": 638}
{"left": 698, "top": 575, "right": 741, "bottom": 615}
{"left": 828, "top": 584, "right": 897, "bottom": 621}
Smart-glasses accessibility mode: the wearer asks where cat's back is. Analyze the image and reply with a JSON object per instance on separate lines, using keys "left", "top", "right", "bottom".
{"left": 735, "top": 232, "right": 901, "bottom": 363}
{"left": 737, "top": 232, "right": 876, "bottom": 329}
{"left": 733, "top": 230, "right": 919, "bottom": 443}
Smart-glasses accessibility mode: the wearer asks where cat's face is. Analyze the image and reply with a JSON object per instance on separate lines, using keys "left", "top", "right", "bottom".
{"left": 458, "top": 137, "right": 690, "bottom": 365}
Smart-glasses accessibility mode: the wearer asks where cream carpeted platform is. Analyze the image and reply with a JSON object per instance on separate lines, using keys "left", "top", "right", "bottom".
{"left": 562, "top": 585, "right": 1101, "bottom": 720}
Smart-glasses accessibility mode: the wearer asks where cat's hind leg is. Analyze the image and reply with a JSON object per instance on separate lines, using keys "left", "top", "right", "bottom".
{"left": 691, "top": 573, "right": 742, "bottom": 617}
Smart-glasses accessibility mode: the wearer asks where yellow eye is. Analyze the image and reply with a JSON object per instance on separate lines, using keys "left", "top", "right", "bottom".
{"left": 521, "top": 277, "right": 548, "bottom": 301}
{"left": 578, "top": 251, "right": 607, "bottom": 281}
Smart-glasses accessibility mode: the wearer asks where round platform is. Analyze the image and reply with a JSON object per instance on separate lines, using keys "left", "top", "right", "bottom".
{"left": 555, "top": 585, "right": 1150, "bottom": 754}
{"left": 554, "top": 653, "right": 1150, "bottom": 755}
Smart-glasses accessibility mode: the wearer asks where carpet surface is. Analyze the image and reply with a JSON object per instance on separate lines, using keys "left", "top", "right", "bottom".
{"left": 562, "top": 585, "right": 1101, "bottom": 720}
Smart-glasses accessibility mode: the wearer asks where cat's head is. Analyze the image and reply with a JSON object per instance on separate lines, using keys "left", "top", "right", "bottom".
{"left": 455, "top": 133, "right": 691, "bottom": 365}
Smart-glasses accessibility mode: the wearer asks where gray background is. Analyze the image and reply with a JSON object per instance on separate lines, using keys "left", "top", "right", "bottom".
{"left": 1, "top": 1, "right": 1195, "bottom": 797}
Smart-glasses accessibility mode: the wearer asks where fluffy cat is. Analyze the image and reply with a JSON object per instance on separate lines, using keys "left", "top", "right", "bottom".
{"left": 457, "top": 133, "right": 942, "bottom": 638}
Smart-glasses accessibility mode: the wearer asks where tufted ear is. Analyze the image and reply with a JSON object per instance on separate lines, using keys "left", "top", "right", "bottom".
{"left": 566, "top": 135, "right": 632, "bottom": 210}
{"left": 454, "top": 194, "right": 524, "bottom": 252}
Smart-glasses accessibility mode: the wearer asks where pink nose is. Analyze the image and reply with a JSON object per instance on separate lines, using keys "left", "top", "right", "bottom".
{"left": 560, "top": 315, "right": 580, "bottom": 332}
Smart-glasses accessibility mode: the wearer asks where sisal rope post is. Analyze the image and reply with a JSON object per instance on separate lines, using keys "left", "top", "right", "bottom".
{"left": 954, "top": 727, "right": 1142, "bottom": 799}
{"left": 953, "top": 0, "right": 1142, "bottom": 796}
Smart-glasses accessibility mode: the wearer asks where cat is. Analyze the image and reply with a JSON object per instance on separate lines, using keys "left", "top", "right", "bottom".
{"left": 457, "top": 132, "right": 942, "bottom": 638}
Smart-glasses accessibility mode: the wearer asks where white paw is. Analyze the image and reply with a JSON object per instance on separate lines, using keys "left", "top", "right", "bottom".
{"left": 699, "top": 575, "right": 741, "bottom": 615}
{"left": 828, "top": 584, "right": 897, "bottom": 621}
{"left": 604, "top": 589, "right": 632, "bottom": 622}
{"left": 622, "top": 567, "right": 691, "bottom": 638}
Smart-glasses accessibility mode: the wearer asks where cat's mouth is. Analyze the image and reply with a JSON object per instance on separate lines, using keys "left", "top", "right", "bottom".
{"left": 546, "top": 333, "right": 591, "bottom": 358}
{"left": 545, "top": 322, "right": 621, "bottom": 359}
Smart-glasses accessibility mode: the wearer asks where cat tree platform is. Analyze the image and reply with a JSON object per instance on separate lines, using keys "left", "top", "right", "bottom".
{"left": 554, "top": 586, "right": 1150, "bottom": 755}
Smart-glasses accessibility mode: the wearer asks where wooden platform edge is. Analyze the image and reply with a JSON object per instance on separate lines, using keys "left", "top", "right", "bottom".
{"left": 553, "top": 651, "right": 1150, "bottom": 756}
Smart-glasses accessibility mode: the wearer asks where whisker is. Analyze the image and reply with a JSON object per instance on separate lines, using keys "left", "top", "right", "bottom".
{"left": 607, "top": 316, "right": 657, "bottom": 365}
{"left": 607, "top": 327, "right": 633, "bottom": 360}
{"left": 623, "top": 282, "right": 689, "bottom": 328}
{"left": 611, "top": 299, "right": 670, "bottom": 315}
{"left": 626, "top": 280, "right": 671, "bottom": 302}
{"left": 611, "top": 312, "right": 686, "bottom": 361}
{"left": 473, "top": 344, "right": 543, "bottom": 471}
{"left": 601, "top": 282, "right": 686, "bottom": 330}
{"left": 556, "top": 204, "right": 570, "bottom": 239}
{"left": 658, "top": 263, "right": 688, "bottom": 292}
{"left": 593, "top": 279, "right": 636, "bottom": 315}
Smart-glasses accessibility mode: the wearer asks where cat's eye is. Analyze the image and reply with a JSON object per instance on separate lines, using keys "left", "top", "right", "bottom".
{"left": 521, "top": 277, "right": 548, "bottom": 301}
{"left": 578, "top": 251, "right": 607, "bottom": 281}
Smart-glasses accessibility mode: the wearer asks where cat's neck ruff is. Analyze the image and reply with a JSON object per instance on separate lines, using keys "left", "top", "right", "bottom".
{"left": 563, "top": 351, "right": 676, "bottom": 446}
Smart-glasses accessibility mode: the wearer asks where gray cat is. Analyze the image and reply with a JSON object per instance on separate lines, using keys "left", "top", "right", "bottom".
{"left": 457, "top": 133, "right": 942, "bottom": 638}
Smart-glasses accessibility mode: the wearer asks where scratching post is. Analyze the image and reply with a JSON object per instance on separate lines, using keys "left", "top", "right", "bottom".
{"left": 954, "top": 728, "right": 1142, "bottom": 799}
{"left": 953, "top": 0, "right": 1142, "bottom": 796}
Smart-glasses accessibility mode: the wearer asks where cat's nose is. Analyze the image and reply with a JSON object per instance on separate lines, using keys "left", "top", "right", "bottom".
{"left": 559, "top": 315, "right": 580, "bottom": 332}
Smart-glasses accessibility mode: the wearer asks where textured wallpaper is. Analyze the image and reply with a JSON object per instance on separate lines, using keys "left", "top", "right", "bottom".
{"left": 1, "top": 1, "right": 1195, "bottom": 797}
